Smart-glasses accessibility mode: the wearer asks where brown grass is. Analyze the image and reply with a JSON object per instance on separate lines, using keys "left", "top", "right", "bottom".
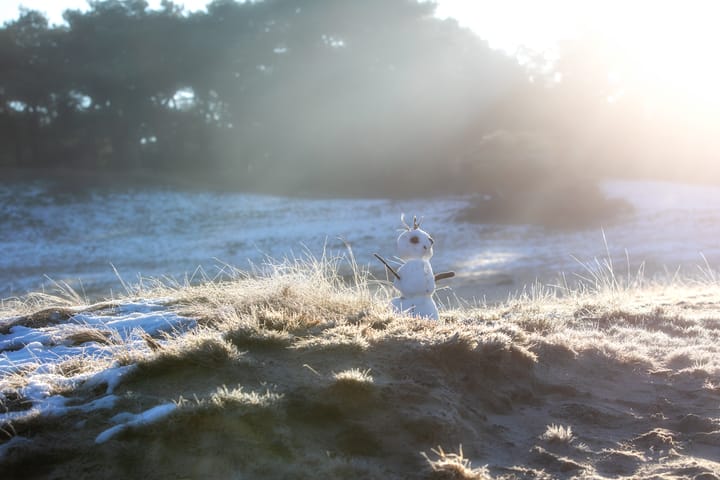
{"left": 3, "top": 253, "right": 720, "bottom": 478}
{"left": 541, "top": 424, "right": 575, "bottom": 444}
{"left": 422, "top": 445, "right": 492, "bottom": 479}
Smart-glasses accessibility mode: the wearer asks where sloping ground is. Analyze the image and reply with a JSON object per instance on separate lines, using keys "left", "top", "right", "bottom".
{"left": 1, "top": 261, "right": 720, "bottom": 479}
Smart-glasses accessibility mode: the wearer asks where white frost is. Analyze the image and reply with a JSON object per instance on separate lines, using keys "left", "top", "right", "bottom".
{"left": 0, "top": 300, "right": 193, "bottom": 422}
{"left": 95, "top": 403, "right": 177, "bottom": 444}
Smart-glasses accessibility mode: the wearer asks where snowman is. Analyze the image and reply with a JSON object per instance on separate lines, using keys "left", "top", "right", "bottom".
{"left": 375, "top": 215, "right": 454, "bottom": 320}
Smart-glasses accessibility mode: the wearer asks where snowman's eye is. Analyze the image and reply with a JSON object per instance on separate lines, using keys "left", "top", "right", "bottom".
{"left": 410, "top": 236, "right": 419, "bottom": 244}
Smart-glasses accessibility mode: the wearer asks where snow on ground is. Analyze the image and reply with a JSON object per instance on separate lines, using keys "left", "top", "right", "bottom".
{"left": 0, "top": 300, "right": 194, "bottom": 430}
{"left": 95, "top": 403, "right": 177, "bottom": 444}
{"left": 2, "top": 178, "right": 720, "bottom": 301}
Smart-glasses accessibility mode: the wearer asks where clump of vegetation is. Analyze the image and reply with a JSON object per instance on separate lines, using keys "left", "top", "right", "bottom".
{"left": 333, "top": 368, "right": 374, "bottom": 386}
{"left": 541, "top": 424, "right": 575, "bottom": 444}
{"left": 422, "top": 445, "right": 492, "bottom": 480}
{"left": 126, "top": 330, "right": 244, "bottom": 374}
{"left": 170, "top": 250, "right": 381, "bottom": 331}
{"left": 180, "top": 384, "right": 283, "bottom": 413}
{"left": 329, "top": 368, "right": 376, "bottom": 398}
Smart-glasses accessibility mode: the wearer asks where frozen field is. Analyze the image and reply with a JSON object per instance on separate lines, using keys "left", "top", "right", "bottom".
{"left": 2, "top": 178, "right": 720, "bottom": 301}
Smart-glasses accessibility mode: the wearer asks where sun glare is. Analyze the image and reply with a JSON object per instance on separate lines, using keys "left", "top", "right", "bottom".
{"left": 438, "top": 0, "right": 720, "bottom": 109}
{"left": 607, "top": 1, "right": 720, "bottom": 107}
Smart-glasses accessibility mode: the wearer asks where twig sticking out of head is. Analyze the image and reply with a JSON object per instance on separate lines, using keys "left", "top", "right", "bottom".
{"left": 400, "top": 213, "right": 423, "bottom": 231}
{"left": 374, "top": 253, "right": 401, "bottom": 280}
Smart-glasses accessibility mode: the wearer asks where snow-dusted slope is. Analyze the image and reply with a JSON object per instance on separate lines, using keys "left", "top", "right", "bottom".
{"left": 0, "top": 299, "right": 194, "bottom": 453}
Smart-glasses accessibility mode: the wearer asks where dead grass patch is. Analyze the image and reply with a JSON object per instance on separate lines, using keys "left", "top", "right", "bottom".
{"left": 125, "top": 330, "right": 243, "bottom": 381}
{"left": 224, "top": 323, "right": 294, "bottom": 350}
{"left": 422, "top": 445, "right": 491, "bottom": 479}
{"left": 179, "top": 384, "right": 283, "bottom": 414}
{"left": 329, "top": 368, "right": 376, "bottom": 397}
{"left": 541, "top": 424, "right": 575, "bottom": 444}
{"left": 55, "top": 356, "right": 102, "bottom": 378}
{"left": 63, "top": 328, "right": 115, "bottom": 347}
{"left": 0, "top": 389, "right": 31, "bottom": 414}
{"left": 167, "top": 252, "right": 383, "bottom": 336}
{"left": 333, "top": 367, "right": 373, "bottom": 385}
{"left": 0, "top": 308, "right": 76, "bottom": 334}
{"left": 0, "top": 298, "right": 120, "bottom": 333}
{"left": 423, "top": 331, "right": 537, "bottom": 380}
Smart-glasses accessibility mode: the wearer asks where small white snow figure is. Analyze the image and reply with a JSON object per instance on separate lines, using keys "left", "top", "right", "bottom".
{"left": 375, "top": 215, "right": 454, "bottom": 320}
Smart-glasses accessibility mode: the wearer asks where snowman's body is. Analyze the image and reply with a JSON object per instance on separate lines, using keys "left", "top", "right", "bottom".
{"left": 389, "top": 222, "right": 440, "bottom": 320}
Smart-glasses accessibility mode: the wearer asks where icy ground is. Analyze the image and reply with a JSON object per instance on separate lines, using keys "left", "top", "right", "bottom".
{"left": 0, "top": 300, "right": 193, "bottom": 453}
{"left": 2, "top": 179, "right": 720, "bottom": 301}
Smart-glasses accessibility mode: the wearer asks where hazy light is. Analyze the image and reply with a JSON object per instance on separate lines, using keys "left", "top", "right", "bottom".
{"left": 9, "top": 100, "right": 26, "bottom": 112}
{"left": 69, "top": 90, "right": 92, "bottom": 109}
{"left": 435, "top": 0, "right": 580, "bottom": 55}
{"left": 321, "top": 34, "right": 346, "bottom": 49}
{"left": 437, "top": 0, "right": 720, "bottom": 110}
{"left": 172, "top": 87, "right": 195, "bottom": 110}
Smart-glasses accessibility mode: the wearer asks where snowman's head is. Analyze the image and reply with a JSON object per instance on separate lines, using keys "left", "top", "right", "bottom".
{"left": 396, "top": 215, "right": 434, "bottom": 260}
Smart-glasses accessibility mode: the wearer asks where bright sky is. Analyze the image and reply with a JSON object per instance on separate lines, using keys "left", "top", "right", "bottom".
{"left": 0, "top": 0, "right": 210, "bottom": 24}
{"left": 3, "top": 0, "right": 720, "bottom": 107}
{"left": 436, "top": 0, "right": 720, "bottom": 107}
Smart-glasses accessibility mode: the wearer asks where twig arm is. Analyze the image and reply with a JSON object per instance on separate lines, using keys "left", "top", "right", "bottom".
{"left": 434, "top": 271, "right": 455, "bottom": 282}
{"left": 373, "top": 253, "right": 401, "bottom": 280}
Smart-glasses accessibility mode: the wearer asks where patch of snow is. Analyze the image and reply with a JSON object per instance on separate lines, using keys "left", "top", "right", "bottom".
{"left": 1, "top": 341, "right": 112, "bottom": 375}
{"left": 73, "top": 302, "right": 196, "bottom": 341}
{"left": 0, "top": 300, "right": 193, "bottom": 423}
{"left": 84, "top": 364, "right": 138, "bottom": 394}
{"left": 73, "top": 394, "right": 119, "bottom": 412}
{"left": 0, "top": 326, "right": 53, "bottom": 351}
{"left": 0, "top": 394, "right": 120, "bottom": 427}
{"left": 95, "top": 403, "right": 177, "bottom": 444}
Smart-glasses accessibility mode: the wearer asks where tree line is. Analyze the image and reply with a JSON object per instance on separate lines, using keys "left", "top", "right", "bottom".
{"left": 2, "top": 0, "right": 708, "bottom": 219}
{"left": 0, "top": 0, "right": 526, "bottom": 194}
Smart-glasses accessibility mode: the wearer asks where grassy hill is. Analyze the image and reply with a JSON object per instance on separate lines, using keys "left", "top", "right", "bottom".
{"left": 1, "top": 254, "right": 719, "bottom": 479}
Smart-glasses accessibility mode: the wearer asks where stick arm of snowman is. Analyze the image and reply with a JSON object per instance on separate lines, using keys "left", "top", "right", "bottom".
{"left": 374, "top": 253, "right": 455, "bottom": 282}
{"left": 434, "top": 271, "right": 455, "bottom": 282}
{"left": 373, "top": 253, "right": 401, "bottom": 280}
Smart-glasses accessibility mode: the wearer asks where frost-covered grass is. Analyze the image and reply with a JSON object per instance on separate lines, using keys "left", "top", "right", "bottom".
{"left": 2, "top": 251, "right": 720, "bottom": 478}
{"left": 422, "top": 445, "right": 492, "bottom": 480}
{"left": 5, "top": 178, "right": 720, "bottom": 305}
{"left": 541, "top": 424, "right": 575, "bottom": 444}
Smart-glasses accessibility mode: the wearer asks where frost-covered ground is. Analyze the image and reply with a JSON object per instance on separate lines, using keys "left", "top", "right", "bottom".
{"left": 0, "top": 300, "right": 195, "bottom": 455}
{"left": 2, "top": 178, "right": 720, "bottom": 301}
{"left": 2, "top": 255, "right": 720, "bottom": 478}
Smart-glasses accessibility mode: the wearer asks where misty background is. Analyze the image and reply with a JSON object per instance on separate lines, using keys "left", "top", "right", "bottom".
{"left": 3, "top": 0, "right": 720, "bottom": 299}
{"left": 4, "top": 2, "right": 719, "bottom": 200}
